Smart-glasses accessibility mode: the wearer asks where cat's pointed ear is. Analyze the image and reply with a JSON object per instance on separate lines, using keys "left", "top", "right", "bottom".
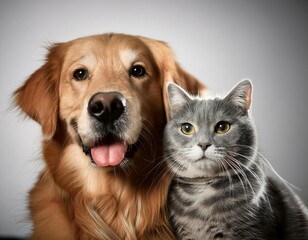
{"left": 225, "top": 80, "right": 253, "bottom": 111}
{"left": 167, "top": 82, "right": 192, "bottom": 118}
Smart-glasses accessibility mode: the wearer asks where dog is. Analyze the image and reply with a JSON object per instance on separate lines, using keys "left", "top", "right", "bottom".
{"left": 14, "top": 33, "right": 205, "bottom": 239}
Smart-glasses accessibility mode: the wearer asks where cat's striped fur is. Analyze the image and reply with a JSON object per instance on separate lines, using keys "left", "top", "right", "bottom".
{"left": 164, "top": 80, "right": 308, "bottom": 240}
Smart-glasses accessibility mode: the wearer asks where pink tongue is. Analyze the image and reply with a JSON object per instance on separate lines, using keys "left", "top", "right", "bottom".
{"left": 91, "top": 141, "right": 128, "bottom": 167}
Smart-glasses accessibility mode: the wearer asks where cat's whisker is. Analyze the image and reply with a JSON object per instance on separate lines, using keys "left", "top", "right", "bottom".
{"left": 160, "top": 152, "right": 190, "bottom": 178}
{"left": 227, "top": 153, "right": 263, "bottom": 186}
{"left": 226, "top": 151, "right": 264, "bottom": 186}
{"left": 225, "top": 154, "right": 273, "bottom": 210}
{"left": 228, "top": 146, "right": 301, "bottom": 192}
{"left": 229, "top": 156, "right": 259, "bottom": 197}
{"left": 224, "top": 157, "right": 250, "bottom": 202}
{"left": 219, "top": 159, "right": 234, "bottom": 197}
{"left": 144, "top": 160, "right": 172, "bottom": 196}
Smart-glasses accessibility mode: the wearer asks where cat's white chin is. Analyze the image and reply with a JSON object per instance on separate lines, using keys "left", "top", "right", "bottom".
{"left": 176, "top": 158, "right": 220, "bottom": 178}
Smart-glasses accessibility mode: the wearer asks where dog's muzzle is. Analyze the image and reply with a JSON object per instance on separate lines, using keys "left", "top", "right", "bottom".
{"left": 75, "top": 91, "right": 140, "bottom": 167}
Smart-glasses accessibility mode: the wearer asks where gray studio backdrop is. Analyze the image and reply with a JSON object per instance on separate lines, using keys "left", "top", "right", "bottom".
{"left": 0, "top": 0, "right": 307, "bottom": 237}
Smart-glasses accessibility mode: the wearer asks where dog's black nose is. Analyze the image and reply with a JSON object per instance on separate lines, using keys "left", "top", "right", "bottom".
{"left": 88, "top": 92, "right": 126, "bottom": 123}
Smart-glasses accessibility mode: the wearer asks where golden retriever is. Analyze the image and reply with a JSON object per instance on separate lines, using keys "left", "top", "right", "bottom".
{"left": 15, "top": 33, "right": 205, "bottom": 239}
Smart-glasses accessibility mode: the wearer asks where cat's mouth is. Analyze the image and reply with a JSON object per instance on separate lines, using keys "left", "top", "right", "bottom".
{"left": 195, "top": 155, "right": 217, "bottom": 163}
{"left": 195, "top": 156, "right": 208, "bottom": 162}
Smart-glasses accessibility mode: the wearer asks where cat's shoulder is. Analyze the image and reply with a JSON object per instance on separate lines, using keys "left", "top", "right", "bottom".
{"left": 267, "top": 176, "right": 308, "bottom": 218}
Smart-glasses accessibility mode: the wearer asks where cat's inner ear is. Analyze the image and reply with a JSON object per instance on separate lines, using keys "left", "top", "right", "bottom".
{"left": 225, "top": 80, "right": 253, "bottom": 111}
{"left": 167, "top": 83, "right": 192, "bottom": 118}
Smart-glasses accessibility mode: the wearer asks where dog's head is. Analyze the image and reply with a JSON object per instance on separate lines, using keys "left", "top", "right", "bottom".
{"left": 15, "top": 33, "right": 205, "bottom": 168}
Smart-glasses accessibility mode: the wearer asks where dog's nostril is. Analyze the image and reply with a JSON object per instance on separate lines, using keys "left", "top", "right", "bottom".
{"left": 89, "top": 101, "right": 104, "bottom": 117}
{"left": 110, "top": 98, "right": 125, "bottom": 120}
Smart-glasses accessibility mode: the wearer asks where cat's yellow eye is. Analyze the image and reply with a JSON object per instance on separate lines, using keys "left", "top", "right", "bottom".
{"left": 181, "top": 123, "right": 195, "bottom": 135}
{"left": 215, "top": 121, "right": 231, "bottom": 134}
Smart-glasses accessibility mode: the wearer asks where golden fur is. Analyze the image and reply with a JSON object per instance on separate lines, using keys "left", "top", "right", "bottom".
{"left": 15, "top": 33, "right": 205, "bottom": 239}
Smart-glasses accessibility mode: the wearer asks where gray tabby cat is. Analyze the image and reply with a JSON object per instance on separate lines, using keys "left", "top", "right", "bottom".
{"left": 164, "top": 80, "right": 308, "bottom": 240}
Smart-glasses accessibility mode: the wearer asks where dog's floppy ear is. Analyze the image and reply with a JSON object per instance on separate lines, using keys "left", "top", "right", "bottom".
{"left": 139, "top": 37, "right": 206, "bottom": 121}
{"left": 14, "top": 44, "right": 63, "bottom": 139}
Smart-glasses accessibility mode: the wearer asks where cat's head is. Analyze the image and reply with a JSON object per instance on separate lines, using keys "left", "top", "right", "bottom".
{"left": 164, "top": 80, "right": 257, "bottom": 178}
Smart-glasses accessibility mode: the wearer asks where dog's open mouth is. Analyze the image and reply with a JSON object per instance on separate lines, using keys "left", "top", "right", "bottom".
{"left": 81, "top": 134, "right": 139, "bottom": 167}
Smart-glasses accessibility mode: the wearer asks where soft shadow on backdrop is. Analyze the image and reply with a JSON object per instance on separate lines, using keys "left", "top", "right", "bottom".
{"left": 0, "top": 0, "right": 307, "bottom": 237}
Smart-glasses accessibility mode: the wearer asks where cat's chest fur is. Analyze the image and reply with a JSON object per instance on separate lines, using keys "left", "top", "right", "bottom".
{"left": 171, "top": 179, "right": 217, "bottom": 213}
{"left": 168, "top": 179, "right": 242, "bottom": 240}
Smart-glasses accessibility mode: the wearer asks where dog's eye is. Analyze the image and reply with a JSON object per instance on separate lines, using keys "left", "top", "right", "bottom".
{"left": 130, "top": 65, "right": 146, "bottom": 78}
{"left": 73, "top": 68, "right": 89, "bottom": 81}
